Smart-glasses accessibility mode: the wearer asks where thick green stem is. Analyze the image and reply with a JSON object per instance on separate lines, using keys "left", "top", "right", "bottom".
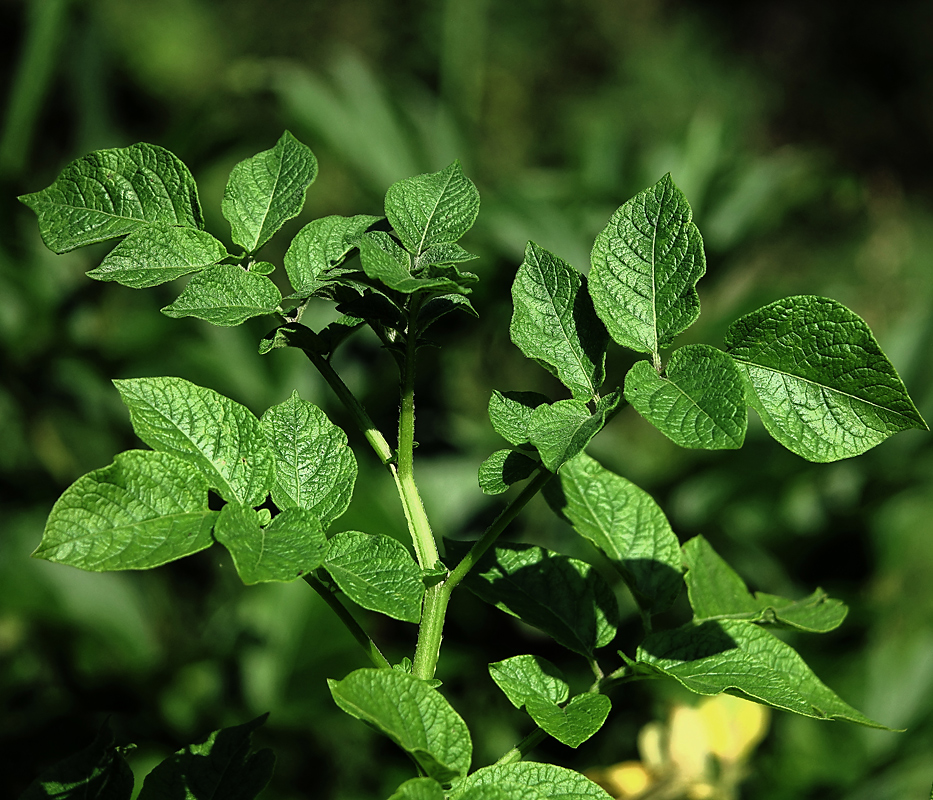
{"left": 495, "top": 728, "right": 547, "bottom": 766}
{"left": 304, "top": 572, "right": 391, "bottom": 669}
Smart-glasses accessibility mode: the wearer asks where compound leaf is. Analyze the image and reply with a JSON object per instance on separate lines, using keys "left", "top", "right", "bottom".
{"left": 525, "top": 694, "right": 612, "bottom": 749}
{"left": 137, "top": 714, "right": 274, "bottom": 800}
{"left": 625, "top": 345, "right": 746, "bottom": 450}
{"left": 87, "top": 225, "right": 228, "bottom": 288}
{"left": 453, "top": 541, "right": 620, "bottom": 658}
{"left": 589, "top": 173, "right": 705, "bottom": 358}
{"left": 546, "top": 453, "right": 683, "bottom": 614}
{"left": 510, "top": 242, "right": 608, "bottom": 400}
{"left": 34, "top": 450, "right": 216, "bottom": 571}
{"left": 328, "top": 668, "right": 472, "bottom": 783}
{"left": 19, "top": 142, "right": 203, "bottom": 253}
{"left": 683, "top": 535, "right": 847, "bottom": 633}
{"left": 725, "top": 296, "right": 927, "bottom": 462}
{"left": 261, "top": 391, "right": 357, "bottom": 527}
{"left": 323, "top": 531, "right": 423, "bottom": 623}
{"left": 18, "top": 723, "right": 133, "bottom": 800}
{"left": 385, "top": 161, "right": 480, "bottom": 256}
{"left": 214, "top": 504, "right": 326, "bottom": 585}
{"left": 453, "top": 762, "right": 612, "bottom": 800}
{"left": 488, "top": 655, "right": 569, "bottom": 709}
{"left": 637, "top": 619, "right": 888, "bottom": 728}
{"left": 222, "top": 130, "right": 318, "bottom": 253}
{"left": 114, "top": 376, "right": 272, "bottom": 506}
{"left": 161, "top": 264, "right": 282, "bottom": 326}
{"left": 284, "top": 214, "right": 380, "bottom": 296}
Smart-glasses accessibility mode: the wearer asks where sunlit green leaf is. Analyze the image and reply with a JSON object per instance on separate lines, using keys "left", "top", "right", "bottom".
{"left": 324, "top": 531, "right": 424, "bottom": 623}
{"left": 161, "top": 264, "right": 282, "bottom": 326}
{"left": 487, "top": 390, "right": 550, "bottom": 448}
{"left": 387, "top": 778, "right": 445, "bottom": 800}
{"left": 284, "top": 214, "right": 380, "bottom": 296}
{"left": 488, "top": 655, "right": 569, "bottom": 709}
{"left": 19, "top": 142, "right": 203, "bottom": 253}
{"left": 477, "top": 449, "right": 538, "bottom": 495}
{"left": 114, "top": 376, "right": 272, "bottom": 506}
{"left": 725, "top": 295, "right": 927, "bottom": 462}
{"left": 359, "top": 231, "right": 462, "bottom": 294}
{"left": 525, "top": 694, "right": 611, "bottom": 748}
{"left": 510, "top": 242, "right": 608, "bottom": 400}
{"left": 34, "top": 450, "right": 216, "bottom": 571}
{"left": 625, "top": 345, "right": 746, "bottom": 449}
{"left": 328, "top": 669, "right": 472, "bottom": 783}
{"left": 527, "top": 398, "right": 611, "bottom": 473}
{"left": 87, "top": 225, "right": 228, "bottom": 288}
{"left": 589, "top": 173, "right": 705, "bottom": 358}
{"left": 453, "top": 762, "right": 612, "bottom": 800}
{"left": 222, "top": 130, "right": 318, "bottom": 253}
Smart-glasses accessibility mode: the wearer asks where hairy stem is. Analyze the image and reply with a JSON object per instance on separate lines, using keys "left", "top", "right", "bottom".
{"left": 494, "top": 728, "right": 548, "bottom": 766}
{"left": 304, "top": 572, "right": 391, "bottom": 669}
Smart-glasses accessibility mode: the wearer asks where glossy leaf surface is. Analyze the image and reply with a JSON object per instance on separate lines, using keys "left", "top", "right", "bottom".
{"left": 161, "top": 264, "right": 282, "bottom": 326}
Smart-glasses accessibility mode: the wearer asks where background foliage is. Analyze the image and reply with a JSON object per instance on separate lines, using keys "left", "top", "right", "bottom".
{"left": 2, "top": 1, "right": 933, "bottom": 798}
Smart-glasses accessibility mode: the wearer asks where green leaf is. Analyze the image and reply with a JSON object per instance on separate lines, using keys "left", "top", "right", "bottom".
{"left": 137, "top": 714, "right": 274, "bottom": 800}
{"left": 636, "top": 619, "right": 888, "bottom": 728}
{"left": 323, "top": 531, "right": 424, "bottom": 623}
{"left": 161, "top": 264, "right": 282, "bottom": 326}
{"left": 19, "top": 142, "right": 203, "bottom": 253}
{"left": 420, "top": 243, "right": 478, "bottom": 265}
{"left": 526, "top": 398, "right": 608, "bottom": 473}
{"left": 261, "top": 391, "right": 357, "bottom": 527}
{"left": 488, "top": 655, "right": 569, "bottom": 709}
{"left": 454, "top": 541, "right": 620, "bottom": 658}
{"left": 114, "top": 376, "right": 273, "bottom": 506}
{"left": 388, "top": 778, "right": 446, "bottom": 800}
{"left": 18, "top": 724, "right": 133, "bottom": 800}
{"left": 589, "top": 173, "right": 706, "bottom": 358}
{"left": 478, "top": 450, "right": 538, "bottom": 495}
{"left": 453, "top": 762, "right": 612, "bottom": 800}
{"left": 456, "top": 787, "right": 520, "bottom": 800}
{"left": 384, "top": 161, "right": 480, "bottom": 256}
{"left": 328, "top": 668, "right": 472, "bottom": 783}
{"left": 625, "top": 345, "right": 746, "bottom": 450}
{"left": 545, "top": 453, "right": 683, "bottom": 614}
{"left": 359, "top": 232, "right": 462, "bottom": 294}
{"left": 222, "top": 130, "right": 318, "bottom": 253}
{"left": 34, "top": 450, "right": 216, "bottom": 571}
{"left": 510, "top": 242, "right": 608, "bottom": 400}
{"left": 214, "top": 504, "right": 326, "bottom": 584}
{"left": 682, "top": 535, "right": 847, "bottom": 633}
{"left": 725, "top": 295, "right": 927, "bottom": 462}
{"left": 488, "top": 390, "right": 551, "bottom": 448}
{"left": 284, "top": 214, "right": 380, "bottom": 296}
{"left": 417, "top": 294, "right": 479, "bottom": 331}
{"left": 525, "top": 694, "right": 612, "bottom": 748}
{"left": 87, "top": 225, "right": 229, "bottom": 288}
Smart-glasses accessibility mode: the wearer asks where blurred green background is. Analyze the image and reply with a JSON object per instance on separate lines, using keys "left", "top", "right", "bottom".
{"left": 2, "top": 0, "right": 933, "bottom": 797}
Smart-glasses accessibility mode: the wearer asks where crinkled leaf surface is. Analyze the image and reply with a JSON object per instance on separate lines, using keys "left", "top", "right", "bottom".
{"left": 388, "top": 778, "right": 445, "bottom": 800}
{"left": 526, "top": 694, "right": 612, "bottom": 749}
{"left": 625, "top": 345, "right": 746, "bottom": 450}
{"left": 384, "top": 161, "right": 480, "bottom": 256}
{"left": 284, "top": 214, "right": 380, "bottom": 296}
{"left": 328, "top": 669, "right": 471, "bottom": 783}
{"left": 420, "top": 242, "right": 478, "bottom": 265}
{"left": 161, "top": 264, "right": 282, "bottom": 326}
{"left": 510, "top": 242, "right": 608, "bottom": 400}
{"left": 19, "top": 723, "right": 133, "bottom": 800}
{"left": 725, "top": 295, "right": 927, "bottom": 462}
{"left": 359, "top": 232, "right": 462, "bottom": 294}
{"left": 453, "top": 762, "right": 612, "bottom": 800}
{"left": 323, "top": 531, "right": 423, "bottom": 623}
{"left": 488, "top": 390, "right": 551, "bottom": 448}
{"left": 222, "top": 130, "right": 318, "bottom": 253}
{"left": 35, "top": 450, "right": 216, "bottom": 571}
{"left": 87, "top": 225, "right": 228, "bottom": 288}
{"left": 527, "top": 397, "right": 616, "bottom": 473}
{"left": 137, "top": 714, "right": 274, "bottom": 800}
{"left": 637, "top": 619, "right": 888, "bottom": 727}
{"left": 214, "top": 504, "right": 326, "bottom": 584}
{"left": 418, "top": 294, "right": 479, "bottom": 331}
{"left": 546, "top": 453, "right": 683, "bottom": 614}
{"left": 261, "top": 391, "right": 357, "bottom": 527}
{"left": 589, "top": 173, "right": 706, "bottom": 357}
{"left": 683, "top": 535, "right": 847, "bottom": 633}
{"left": 478, "top": 449, "right": 538, "bottom": 495}
{"left": 452, "top": 540, "right": 619, "bottom": 657}
{"left": 488, "top": 655, "right": 569, "bottom": 709}
{"left": 114, "top": 377, "right": 272, "bottom": 506}
{"left": 19, "top": 142, "right": 203, "bottom": 253}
